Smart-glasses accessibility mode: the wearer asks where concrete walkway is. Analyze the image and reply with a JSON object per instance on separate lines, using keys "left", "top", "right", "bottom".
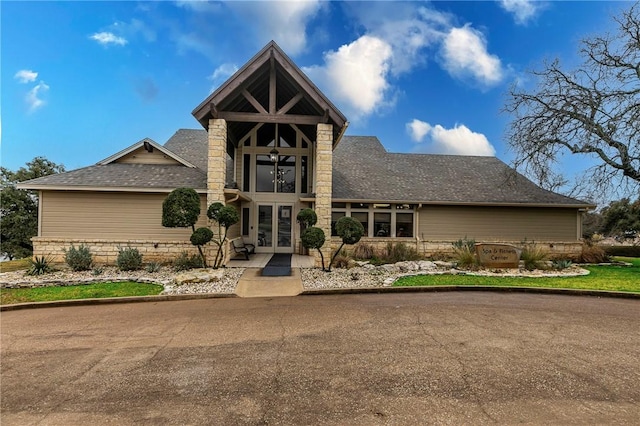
{"left": 232, "top": 254, "right": 313, "bottom": 298}
{"left": 235, "top": 268, "right": 304, "bottom": 297}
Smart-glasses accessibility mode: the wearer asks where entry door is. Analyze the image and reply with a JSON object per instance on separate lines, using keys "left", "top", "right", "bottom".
{"left": 256, "top": 204, "right": 294, "bottom": 253}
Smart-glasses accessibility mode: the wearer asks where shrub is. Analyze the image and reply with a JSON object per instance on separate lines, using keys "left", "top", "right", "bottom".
{"left": 301, "top": 226, "right": 326, "bottom": 270}
{"left": 64, "top": 244, "right": 93, "bottom": 271}
{"left": 92, "top": 267, "right": 104, "bottom": 276}
{"left": 332, "top": 251, "right": 352, "bottom": 269}
{"left": 453, "top": 245, "right": 477, "bottom": 269}
{"left": 552, "top": 259, "right": 572, "bottom": 270}
{"left": 172, "top": 252, "right": 204, "bottom": 271}
{"left": 520, "top": 241, "right": 548, "bottom": 270}
{"left": 383, "top": 242, "right": 421, "bottom": 263}
{"left": 27, "top": 256, "right": 53, "bottom": 276}
{"left": 579, "top": 243, "right": 610, "bottom": 263}
{"left": 146, "top": 262, "right": 161, "bottom": 273}
{"left": 190, "top": 227, "right": 213, "bottom": 246}
{"left": 352, "top": 242, "right": 375, "bottom": 260}
{"left": 329, "top": 216, "right": 365, "bottom": 271}
{"left": 452, "top": 236, "right": 476, "bottom": 252}
{"left": 117, "top": 247, "right": 143, "bottom": 271}
{"left": 602, "top": 245, "right": 640, "bottom": 257}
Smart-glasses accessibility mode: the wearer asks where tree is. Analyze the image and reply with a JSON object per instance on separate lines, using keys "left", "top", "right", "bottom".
{"left": 207, "top": 202, "right": 240, "bottom": 268}
{"left": 328, "top": 216, "right": 364, "bottom": 272}
{"left": 600, "top": 197, "right": 640, "bottom": 238}
{"left": 162, "top": 188, "right": 212, "bottom": 267}
{"left": 1, "top": 157, "right": 65, "bottom": 260}
{"left": 505, "top": 4, "right": 640, "bottom": 199}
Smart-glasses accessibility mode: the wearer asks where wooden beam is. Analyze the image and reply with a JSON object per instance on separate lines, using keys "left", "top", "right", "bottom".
{"left": 323, "top": 108, "right": 329, "bottom": 124}
{"left": 209, "top": 102, "right": 218, "bottom": 119}
{"left": 217, "top": 111, "right": 324, "bottom": 125}
{"left": 277, "top": 92, "right": 304, "bottom": 115}
{"left": 242, "top": 89, "right": 267, "bottom": 114}
{"left": 269, "top": 51, "right": 276, "bottom": 114}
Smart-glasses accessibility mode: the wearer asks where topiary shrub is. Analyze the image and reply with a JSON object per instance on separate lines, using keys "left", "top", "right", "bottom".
{"left": 117, "top": 247, "right": 143, "bottom": 271}
{"left": 296, "top": 208, "right": 318, "bottom": 228}
{"left": 207, "top": 203, "right": 240, "bottom": 268}
{"left": 328, "top": 216, "right": 365, "bottom": 271}
{"left": 64, "top": 244, "right": 93, "bottom": 271}
{"left": 301, "top": 226, "right": 326, "bottom": 271}
{"left": 191, "top": 227, "right": 214, "bottom": 247}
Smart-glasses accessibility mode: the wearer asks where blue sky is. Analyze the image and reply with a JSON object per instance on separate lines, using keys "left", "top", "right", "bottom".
{"left": 2, "top": 0, "right": 630, "bottom": 185}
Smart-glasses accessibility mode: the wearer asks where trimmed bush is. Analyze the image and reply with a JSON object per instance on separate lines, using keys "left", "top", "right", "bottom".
{"left": 64, "top": 244, "right": 93, "bottom": 271}
{"left": 602, "top": 245, "right": 640, "bottom": 257}
{"left": 173, "top": 252, "right": 204, "bottom": 271}
{"left": 117, "top": 247, "right": 143, "bottom": 271}
{"left": 296, "top": 208, "right": 317, "bottom": 228}
{"left": 191, "top": 227, "right": 214, "bottom": 246}
{"left": 301, "top": 226, "right": 327, "bottom": 271}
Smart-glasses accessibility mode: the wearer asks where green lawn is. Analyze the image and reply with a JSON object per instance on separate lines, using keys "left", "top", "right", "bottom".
{"left": 394, "top": 257, "right": 640, "bottom": 293}
{"left": 1, "top": 282, "right": 164, "bottom": 305}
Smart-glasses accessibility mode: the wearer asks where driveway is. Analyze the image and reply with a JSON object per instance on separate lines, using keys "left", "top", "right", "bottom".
{"left": 2, "top": 293, "right": 639, "bottom": 425}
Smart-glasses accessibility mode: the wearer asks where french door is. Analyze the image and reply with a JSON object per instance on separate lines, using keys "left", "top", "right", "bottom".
{"left": 256, "top": 203, "right": 294, "bottom": 253}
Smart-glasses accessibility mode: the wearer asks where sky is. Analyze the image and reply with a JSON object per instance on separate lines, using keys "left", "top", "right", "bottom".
{"left": 1, "top": 0, "right": 632, "bottom": 193}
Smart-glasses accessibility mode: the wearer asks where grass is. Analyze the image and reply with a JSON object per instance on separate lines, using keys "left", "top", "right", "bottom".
{"left": 1, "top": 282, "right": 163, "bottom": 305}
{"left": 394, "top": 257, "right": 640, "bottom": 293}
{"left": 0, "top": 258, "right": 31, "bottom": 273}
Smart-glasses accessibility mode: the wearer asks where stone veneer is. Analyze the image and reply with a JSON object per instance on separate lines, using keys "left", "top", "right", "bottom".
{"left": 32, "top": 237, "right": 203, "bottom": 265}
{"left": 207, "top": 118, "right": 230, "bottom": 264}
{"left": 314, "top": 123, "right": 333, "bottom": 268}
{"left": 330, "top": 238, "right": 583, "bottom": 260}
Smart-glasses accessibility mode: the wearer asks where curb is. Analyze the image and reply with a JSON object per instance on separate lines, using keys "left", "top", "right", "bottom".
{"left": 0, "top": 293, "right": 237, "bottom": 312}
{"left": 2, "top": 285, "right": 638, "bottom": 311}
{"left": 302, "top": 285, "right": 640, "bottom": 299}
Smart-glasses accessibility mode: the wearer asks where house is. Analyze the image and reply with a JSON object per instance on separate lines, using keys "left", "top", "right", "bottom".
{"left": 18, "top": 41, "right": 593, "bottom": 266}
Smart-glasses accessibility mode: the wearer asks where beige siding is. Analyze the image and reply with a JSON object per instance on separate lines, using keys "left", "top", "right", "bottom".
{"left": 41, "top": 191, "right": 208, "bottom": 240}
{"left": 418, "top": 206, "right": 579, "bottom": 242}
{"left": 116, "top": 147, "right": 181, "bottom": 165}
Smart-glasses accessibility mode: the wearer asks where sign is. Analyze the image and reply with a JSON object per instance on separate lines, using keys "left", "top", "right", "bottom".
{"left": 475, "top": 243, "right": 521, "bottom": 268}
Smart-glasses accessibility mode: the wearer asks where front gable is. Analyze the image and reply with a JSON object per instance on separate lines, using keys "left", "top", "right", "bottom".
{"left": 98, "top": 138, "right": 197, "bottom": 168}
{"left": 192, "top": 40, "right": 348, "bottom": 150}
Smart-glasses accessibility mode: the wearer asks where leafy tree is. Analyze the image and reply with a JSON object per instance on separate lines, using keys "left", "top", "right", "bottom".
{"left": 1, "top": 157, "right": 65, "bottom": 260}
{"left": 505, "top": 4, "right": 640, "bottom": 199}
{"left": 301, "top": 226, "right": 327, "bottom": 271}
{"left": 600, "top": 197, "right": 640, "bottom": 238}
{"left": 328, "top": 216, "right": 364, "bottom": 272}
{"left": 207, "top": 202, "right": 240, "bottom": 268}
{"left": 162, "top": 188, "right": 211, "bottom": 267}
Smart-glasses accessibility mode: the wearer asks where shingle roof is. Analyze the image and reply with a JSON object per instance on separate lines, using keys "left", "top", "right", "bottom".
{"left": 164, "top": 129, "right": 234, "bottom": 182}
{"left": 18, "top": 163, "right": 207, "bottom": 191}
{"left": 332, "top": 137, "right": 589, "bottom": 206}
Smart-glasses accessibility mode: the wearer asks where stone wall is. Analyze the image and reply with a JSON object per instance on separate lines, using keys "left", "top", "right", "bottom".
{"left": 329, "top": 237, "right": 584, "bottom": 260}
{"left": 314, "top": 123, "right": 333, "bottom": 268}
{"left": 32, "top": 237, "right": 204, "bottom": 266}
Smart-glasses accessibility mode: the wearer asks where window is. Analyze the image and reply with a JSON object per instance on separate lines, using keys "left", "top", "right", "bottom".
{"left": 243, "top": 154, "right": 250, "bottom": 192}
{"left": 351, "top": 211, "right": 369, "bottom": 236}
{"left": 257, "top": 123, "right": 276, "bottom": 147}
{"left": 278, "top": 124, "right": 296, "bottom": 148}
{"left": 374, "top": 212, "right": 391, "bottom": 237}
{"left": 301, "top": 156, "right": 308, "bottom": 194}
{"left": 256, "top": 155, "right": 274, "bottom": 192}
{"left": 242, "top": 208, "right": 250, "bottom": 236}
{"left": 396, "top": 213, "right": 413, "bottom": 237}
{"left": 276, "top": 155, "right": 295, "bottom": 193}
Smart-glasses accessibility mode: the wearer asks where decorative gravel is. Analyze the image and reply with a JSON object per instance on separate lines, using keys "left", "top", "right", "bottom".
{"left": 1, "top": 260, "right": 589, "bottom": 296}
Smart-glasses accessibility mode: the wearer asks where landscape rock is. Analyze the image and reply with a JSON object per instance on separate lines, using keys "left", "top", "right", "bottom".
{"left": 173, "top": 269, "right": 225, "bottom": 285}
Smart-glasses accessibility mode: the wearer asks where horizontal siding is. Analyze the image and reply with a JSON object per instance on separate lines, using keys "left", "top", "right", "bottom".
{"left": 117, "top": 147, "right": 181, "bottom": 165}
{"left": 418, "top": 206, "right": 578, "bottom": 242}
{"left": 41, "top": 191, "right": 208, "bottom": 240}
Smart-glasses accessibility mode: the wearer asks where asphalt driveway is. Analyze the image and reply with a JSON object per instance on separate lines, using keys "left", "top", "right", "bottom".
{"left": 2, "top": 292, "right": 639, "bottom": 425}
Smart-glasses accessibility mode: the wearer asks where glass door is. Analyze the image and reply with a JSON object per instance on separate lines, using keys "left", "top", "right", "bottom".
{"left": 256, "top": 203, "right": 294, "bottom": 253}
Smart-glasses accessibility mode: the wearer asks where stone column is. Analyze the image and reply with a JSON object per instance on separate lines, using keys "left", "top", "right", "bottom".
{"left": 208, "top": 118, "right": 227, "bottom": 266}
{"left": 315, "top": 123, "right": 333, "bottom": 268}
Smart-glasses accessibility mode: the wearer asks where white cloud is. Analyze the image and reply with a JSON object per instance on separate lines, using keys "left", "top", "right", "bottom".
{"left": 175, "top": 0, "right": 221, "bottom": 13}
{"left": 26, "top": 81, "right": 50, "bottom": 112}
{"left": 14, "top": 70, "right": 38, "bottom": 83}
{"left": 408, "top": 119, "right": 496, "bottom": 156}
{"left": 499, "top": 0, "right": 543, "bottom": 25}
{"left": 208, "top": 63, "right": 239, "bottom": 90}
{"left": 227, "top": 0, "right": 322, "bottom": 55}
{"left": 90, "top": 32, "right": 128, "bottom": 46}
{"left": 304, "top": 35, "right": 393, "bottom": 121}
{"left": 440, "top": 24, "right": 504, "bottom": 87}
